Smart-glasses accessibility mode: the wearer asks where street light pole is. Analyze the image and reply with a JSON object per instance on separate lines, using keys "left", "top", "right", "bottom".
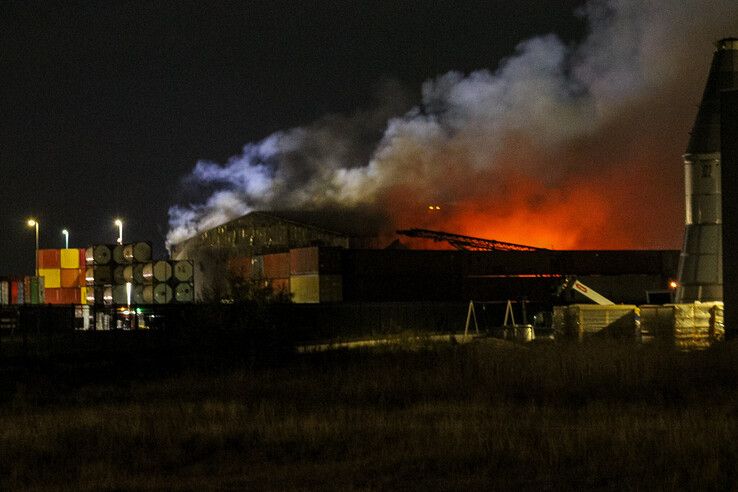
{"left": 62, "top": 229, "right": 69, "bottom": 249}
{"left": 27, "top": 219, "right": 39, "bottom": 276}
{"left": 114, "top": 219, "right": 123, "bottom": 245}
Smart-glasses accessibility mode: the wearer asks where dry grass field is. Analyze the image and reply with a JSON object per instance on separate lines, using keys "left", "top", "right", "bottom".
{"left": 2, "top": 336, "right": 738, "bottom": 490}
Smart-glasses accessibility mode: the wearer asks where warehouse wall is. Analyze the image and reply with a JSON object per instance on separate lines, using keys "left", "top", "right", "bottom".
{"left": 171, "top": 212, "right": 352, "bottom": 300}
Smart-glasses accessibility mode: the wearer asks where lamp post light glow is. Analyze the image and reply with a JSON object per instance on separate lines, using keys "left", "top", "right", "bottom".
{"left": 62, "top": 229, "right": 69, "bottom": 249}
{"left": 27, "top": 219, "right": 39, "bottom": 276}
{"left": 114, "top": 219, "right": 123, "bottom": 245}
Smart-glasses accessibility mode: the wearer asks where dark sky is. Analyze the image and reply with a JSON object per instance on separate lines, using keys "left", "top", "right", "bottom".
{"left": 1, "top": 1, "right": 586, "bottom": 275}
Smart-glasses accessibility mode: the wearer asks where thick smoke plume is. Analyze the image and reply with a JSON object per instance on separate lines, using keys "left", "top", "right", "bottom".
{"left": 168, "top": 0, "right": 738, "bottom": 250}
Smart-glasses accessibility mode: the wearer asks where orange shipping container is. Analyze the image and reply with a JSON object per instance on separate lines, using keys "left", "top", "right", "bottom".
{"left": 60, "top": 268, "right": 81, "bottom": 288}
{"left": 38, "top": 249, "right": 61, "bottom": 269}
{"left": 263, "top": 253, "right": 290, "bottom": 279}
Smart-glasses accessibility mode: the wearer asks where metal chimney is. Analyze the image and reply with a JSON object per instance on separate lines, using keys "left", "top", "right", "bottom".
{"left": 676, "top": 38, "right": 738, "bottom": 302}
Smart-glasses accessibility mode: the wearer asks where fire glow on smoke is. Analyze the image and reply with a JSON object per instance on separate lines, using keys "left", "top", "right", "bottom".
{"left": 167, "top": 0, "right": 738, "bottom": 250}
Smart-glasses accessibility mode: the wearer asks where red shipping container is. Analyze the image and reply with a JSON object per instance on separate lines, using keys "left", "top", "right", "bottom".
{"left": 37, "top": 249, "right": 61, "bottom": 269}
{"left": 44, "top": 288, "right": 59, "bottom": 304}
{"left": 45, "top": 287, "right": 80, "bottom": 305}
{"left": 263, "top": 253, "right": 290, "bottom": 279}
{"left": 11, "top": 280, "right": 18, "bottom": 304}
{"left": 60, "top": 269, "right": 81, "bottom": 288}
{"left": 63, "top": 287, "right": 80, "bottom": 304}
{"left": 228, "top": 256, "right": 253, "bottom": 278}
{"left": 79, "top": 248, "right": 87, "bottom": 269}
{"left": 270, "top": 278, "right": 290, "bottom": 295}
{"left": 290, "top": 247, "right": 318, "bottom": 274}
{"left": 78, "top": 268, "right": 87, "bottom": 287}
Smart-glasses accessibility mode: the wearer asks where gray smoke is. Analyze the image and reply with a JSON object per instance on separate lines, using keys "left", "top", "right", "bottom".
{"left": 167, "top": 0, "right": 738, "bottom": 250}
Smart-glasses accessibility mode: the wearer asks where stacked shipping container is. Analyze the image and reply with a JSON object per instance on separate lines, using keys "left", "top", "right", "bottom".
{"left": 0, "top": 248, "right": 87, "bottom": 305}
{"left": 38, "top": 248, "right": 87, "bottom": 304}
{"left": 289, "top": 247, "right": 342, "bottom": 303}
{"left": 263, "top": 252, "right": 290, "bottom": 296}
{"left": 0, "top": 276, "right": 45, "bottom": 304}
{"left": 227, "top": 247, "right": 344, "bottom": 303}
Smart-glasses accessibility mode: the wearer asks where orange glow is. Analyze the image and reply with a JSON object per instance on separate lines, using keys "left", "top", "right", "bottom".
{"left": 373, "top": 118, "right": 684, "bottom": 251}
{"left": 386, "top": 169, "right": 640, "bottom": 250}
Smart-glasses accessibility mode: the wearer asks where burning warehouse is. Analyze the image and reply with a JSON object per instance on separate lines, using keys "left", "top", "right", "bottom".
{"left": 171, "top": 210, "right": 678, "bottom": 305}
{"left": 160, "top": 24, "right": 732, "bottom": 320}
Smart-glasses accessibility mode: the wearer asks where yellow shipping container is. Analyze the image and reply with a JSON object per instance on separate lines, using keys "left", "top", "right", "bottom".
{"left": 80, "top": 286, "right": 87, "bottom": 305}
{"left": 60, "top": 248, "right": 80, "bottom": 269}
{"left": 39, "top": 268, "right": 61, "bottom": 289}
{"left": 291, "top": 274, "right": 319, "bottom": 303}
{"left": 290, "top": 274, "right": 342, "bottom": 303}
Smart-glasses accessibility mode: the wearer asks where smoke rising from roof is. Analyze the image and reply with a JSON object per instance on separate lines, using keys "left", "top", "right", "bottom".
{"left": 167, "top": 0, "right": 738, "bottom": 250}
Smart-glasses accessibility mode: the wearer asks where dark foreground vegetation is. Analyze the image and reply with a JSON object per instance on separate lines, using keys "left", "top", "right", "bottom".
{"left": 3, "top": 326, "right": 738, "bottom": 489}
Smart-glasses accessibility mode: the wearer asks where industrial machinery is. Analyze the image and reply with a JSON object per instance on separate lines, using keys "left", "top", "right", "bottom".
{"left": 533, "top": 276, "right": 616, "bottom": 337}
{"left": 556, "top": 276, "right": 615, "bottom": 306}
{"left": 396, "top": 228, "right": 549, "bottom": 251}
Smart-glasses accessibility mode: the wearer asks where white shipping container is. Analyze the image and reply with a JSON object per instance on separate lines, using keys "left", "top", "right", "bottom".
{"left": 16, "top": 281, "right": 24, "bottom": 305}
{"left": 75, "top": 305, "right": 91, "bottom": 330}
{"left": 0, "top": 280, "right": 8, "bottom": 305}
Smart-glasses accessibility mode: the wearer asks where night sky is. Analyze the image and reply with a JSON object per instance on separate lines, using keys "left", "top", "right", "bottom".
{"left": 3, "top": 1, "right": 736, "bottom": 277}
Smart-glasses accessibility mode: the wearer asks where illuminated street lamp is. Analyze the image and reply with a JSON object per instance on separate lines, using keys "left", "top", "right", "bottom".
{"left": 27, "top": 219, "right": 39, "bottom": 276}
{"left": 62, "top": 229, "right": 69, "bottom": 249}
{"left": 114, "top": 219, "right": 123, "bottom": 245}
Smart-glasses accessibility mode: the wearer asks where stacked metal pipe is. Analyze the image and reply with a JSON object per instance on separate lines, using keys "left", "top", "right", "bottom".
{"left": 85, "top": 242, "right": 194, "bottom": 305}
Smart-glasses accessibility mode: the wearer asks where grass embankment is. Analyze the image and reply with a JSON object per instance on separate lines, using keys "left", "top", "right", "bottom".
{"left": 3, "top": 339, "right": 738, "bottom": 489}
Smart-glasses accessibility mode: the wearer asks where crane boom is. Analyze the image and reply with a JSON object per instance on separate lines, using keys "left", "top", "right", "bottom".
{"left": 396, "top": 228, "right": 549, "bottom": 252}
{"left": 559, "top": 276, "right": 615, "bottom": 305}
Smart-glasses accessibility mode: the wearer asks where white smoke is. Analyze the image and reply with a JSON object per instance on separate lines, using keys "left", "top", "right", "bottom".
{"left": 167, "top": 0, "right": 738, "bottom": 249}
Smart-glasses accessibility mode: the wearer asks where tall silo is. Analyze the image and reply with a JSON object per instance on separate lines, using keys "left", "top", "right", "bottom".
{"left": 676, "top": 38, "right": 738, "bottom": 302}
{"left": 721, "top": 88, "right": 738, "bottom": 335}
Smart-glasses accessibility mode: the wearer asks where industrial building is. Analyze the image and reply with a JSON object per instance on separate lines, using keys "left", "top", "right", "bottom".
{"left": 154, "top": 39, "right": 738, "bottom": 323}
{"left": 170, "top": 211, "right": 678, "bottom": 305}
{"left": 170, "top": 210, "right": 381, "bottom": 300}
